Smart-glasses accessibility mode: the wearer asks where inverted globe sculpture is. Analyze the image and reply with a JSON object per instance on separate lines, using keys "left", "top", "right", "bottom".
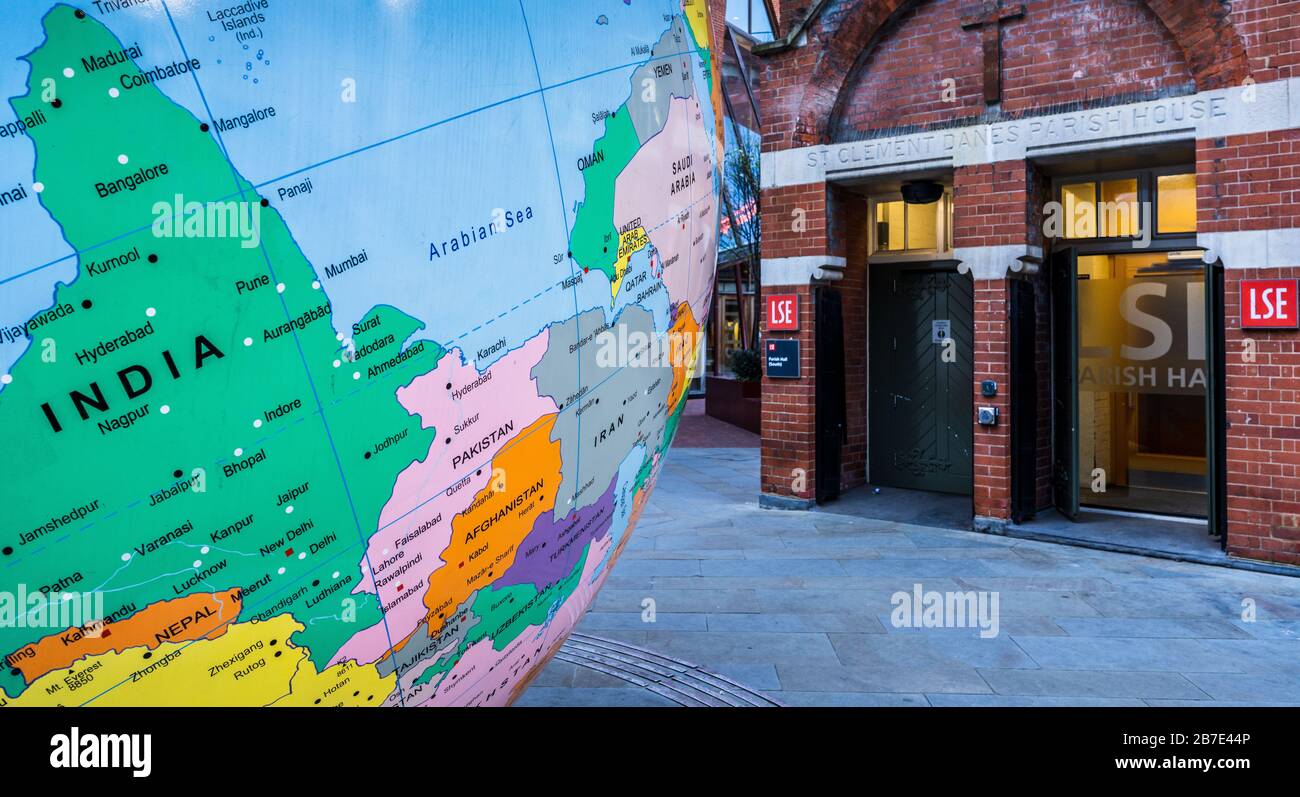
{"left": 0, "top": 1, "right": 719, "bottom": 706}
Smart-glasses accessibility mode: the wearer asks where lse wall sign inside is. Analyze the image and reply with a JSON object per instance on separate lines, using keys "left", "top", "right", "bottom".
{"left": 1241, "top": 279, "right": 1299, "bottom": 330}
{"left": 766, "top": 294, "right": 799, "bottom": 331}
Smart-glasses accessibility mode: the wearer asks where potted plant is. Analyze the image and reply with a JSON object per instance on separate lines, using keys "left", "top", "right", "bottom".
{"left": 728, "top": 348, "right": 762, "bottom": 398}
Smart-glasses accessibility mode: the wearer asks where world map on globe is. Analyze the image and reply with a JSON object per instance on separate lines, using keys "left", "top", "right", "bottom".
{"left": 0, "top": 0, "right": 720, "bottom": 706}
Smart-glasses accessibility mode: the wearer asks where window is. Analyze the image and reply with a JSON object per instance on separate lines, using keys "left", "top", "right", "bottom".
{"left": 875, "top": 200, "right": 906, "bottom": 251}
{"left": 1055, "top": 168, "right": 1196, "bottom": 242}
{"left": 1099, "top": 178, "right": 1138, "bottom": 238}
{"left": 870, "top": 193, "right": 951, "bottom": 257}
{"left": 725, "top": 0, "right": 774, "bottom": 42}
{"left": 1061, "top": 182, "right": 1094, "bottom": 239}
{"left": 1157, "top": 173, "right": 1196, "bottom": 233}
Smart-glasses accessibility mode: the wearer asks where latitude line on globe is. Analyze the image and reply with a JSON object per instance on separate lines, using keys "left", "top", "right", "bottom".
{"left": 0, "top": 46, "right": 695, "bottom": 292}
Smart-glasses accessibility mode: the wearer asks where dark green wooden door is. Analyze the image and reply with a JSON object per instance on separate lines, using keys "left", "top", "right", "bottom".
{"left": 869, "top": 265, "right": 974, "bottom": 495}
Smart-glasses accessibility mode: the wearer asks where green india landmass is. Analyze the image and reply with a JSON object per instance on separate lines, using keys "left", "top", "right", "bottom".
{"left": 0, "top": 6, "right": 442, "bottom": 698}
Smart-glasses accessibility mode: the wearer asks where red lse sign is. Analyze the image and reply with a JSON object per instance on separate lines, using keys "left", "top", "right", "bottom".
{"left": 1241, "top": 279, "right": 1299, "bottom": 329}
{"left": 766, "top": 294, "right": 799, "bottom": 331}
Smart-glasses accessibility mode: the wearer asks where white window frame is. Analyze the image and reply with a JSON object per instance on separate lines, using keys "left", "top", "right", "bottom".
{"left": 867, "top": 190, "right": 953, "bottom": 262}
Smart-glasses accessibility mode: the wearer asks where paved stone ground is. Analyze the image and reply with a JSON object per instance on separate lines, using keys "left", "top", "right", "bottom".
{"left": 670, "top": 398, "right": 760, "bottom": 448}
{"left": 517, "top": 448, "right": 1300, "bottom": 707}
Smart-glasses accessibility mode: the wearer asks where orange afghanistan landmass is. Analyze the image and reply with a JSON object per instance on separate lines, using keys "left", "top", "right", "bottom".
{"left": 419, "top": 413, "right": 562, "bottom": 638}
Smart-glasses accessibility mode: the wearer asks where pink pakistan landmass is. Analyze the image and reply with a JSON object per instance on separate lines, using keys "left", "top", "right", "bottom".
{"left": 333, "top": 329, "right": 557, "bottom": 665}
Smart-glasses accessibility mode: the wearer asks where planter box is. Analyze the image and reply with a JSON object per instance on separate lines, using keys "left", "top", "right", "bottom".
{"left": 705, "top": 375, "right": 761, "bottom": 434}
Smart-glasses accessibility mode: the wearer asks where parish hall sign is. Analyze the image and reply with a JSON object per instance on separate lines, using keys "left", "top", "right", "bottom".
{"left": 761, "top": 78, "right": 1299, "bottom": 188}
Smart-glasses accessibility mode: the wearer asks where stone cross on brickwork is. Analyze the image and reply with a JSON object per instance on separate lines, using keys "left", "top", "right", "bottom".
{"left": 960, "top": 0, "right": 1025, "bottom": 104}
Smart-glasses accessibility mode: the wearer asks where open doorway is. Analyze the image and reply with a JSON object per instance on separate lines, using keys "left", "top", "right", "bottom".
{"left": 1075, "top": 251, "right": 1208, "bottom": 518}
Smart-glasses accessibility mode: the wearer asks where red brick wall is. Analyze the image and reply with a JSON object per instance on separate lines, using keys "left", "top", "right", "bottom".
{"left": 952, "top": 162, "right": 1029, "bottom": 520}
{"left": 1197, "top": 131, "right": 1300, "bottom": 235}
{"left": 831, "top": 0, "right": 1193, "bottom": 139}
{"left": 707, "top": 0, "right": 727, "bottom": 49}
{"left": 759, "top": 179, "right": 827, "bottom": 500}
{"left": 953, "top": 160, "right": 1029, "bottom": 249}
{"left": 1223, "top": 267, "right": 1300, "bottom": 567}
{"left": 1198, "top": 132, "right": 1300, "bottom": 564}
{"left": 757, "top": 0, "right": 1258, "bottom": 151}
{"left": 760, "top": 285, "right": 817, "bottom": 500}
{"left": 1232, "top": 0, "right": 1300, "bottom": 82}
{"left": 762, "top": 183, "right": 828, "bottom": 259}
{"left": 973, "top": 280, "right": 1012, "bottom": 519}
{"left": 831, "top": 186, "right": 870, "bottom": 490}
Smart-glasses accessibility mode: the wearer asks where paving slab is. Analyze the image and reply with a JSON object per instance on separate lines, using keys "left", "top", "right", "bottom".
{"left": 976, "top": 668, "right": 1209, "bottom": 700}
{"left": 524, "top": 448, "right": 1300, "bottom": 707}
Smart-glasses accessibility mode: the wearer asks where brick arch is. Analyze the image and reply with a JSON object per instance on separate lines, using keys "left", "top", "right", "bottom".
{"left": 793, "top": 0, "right": 1250, "bottom": 146}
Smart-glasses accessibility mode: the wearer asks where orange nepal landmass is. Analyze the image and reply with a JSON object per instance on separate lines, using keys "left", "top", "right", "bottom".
{"left": 667, "top": 302, "right": 702, "bottom": 411}
{"left": 9, "top": 588, "right": 243, "bottom": 683}
{"left": 419, "top": 413, "right": 562, "bottom": 638}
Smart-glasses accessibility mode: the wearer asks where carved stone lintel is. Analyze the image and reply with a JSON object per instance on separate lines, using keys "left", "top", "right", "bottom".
{"left": 954, "top": 244, "right": 1043, "bottom": 280}
{"left": 761, "top": 256, "right": 847, "bottom": 286}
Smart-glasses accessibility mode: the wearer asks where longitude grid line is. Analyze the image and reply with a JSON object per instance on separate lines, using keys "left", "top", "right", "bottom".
{"left": 516, "top": 0, "right": 581, "bottom": 486}
{"left": 409, "top": 0, "right": 593, "bottom": 705}
{"left": 81, "top": 1, "right": 408, "bottom": 706}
